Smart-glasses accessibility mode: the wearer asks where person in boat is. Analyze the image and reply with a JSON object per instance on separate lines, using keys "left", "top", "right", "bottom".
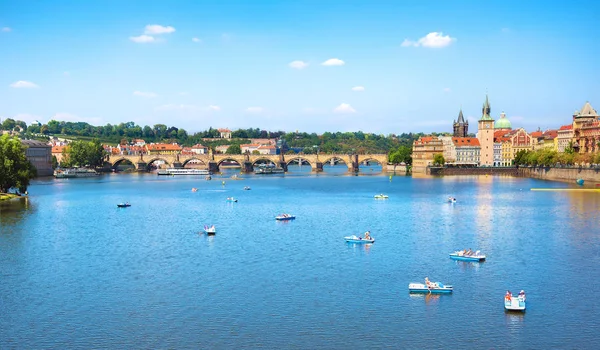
{"left": 518, "top": 290, "right": 525, "bottom": 299}
{"left": 505, "top": 290, "right": 512, "bottom": 301}
{"left": 364, "top": 231, "right": 371, "bottom": 240}
{"left": 466, "top": 248, "right": 473, "bottom": 256}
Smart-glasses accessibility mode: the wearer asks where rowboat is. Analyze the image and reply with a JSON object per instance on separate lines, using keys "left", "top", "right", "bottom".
{"left": 449, "top": 250, "right": 486, "bottom": 262}
{"left": 117, "top": 203, "right": 131, "bottom": 208}
{"left": 344, "top": 235, "right": 375, "bottom": 243}
{"left": 408, "top": 282, "right": 453, "bottom": 294}
{"left": 275, "top": 214, "right": 295, "bottom": 221}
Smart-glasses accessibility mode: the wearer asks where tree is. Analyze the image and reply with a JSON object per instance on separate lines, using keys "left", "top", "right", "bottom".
{"left": 433, "top": 153, "right": 445, "bottom": 166}
{"left": 251, "top": 150, "right": 260, "bottom": 155}
{"left": 389, "top": 146, "right": 412, "bottom": 165}
{"left": 226, "top": 144, "right": 241, "bottom": 154}
{"left": 51, "top": 155, "right": 58, "bottom": 169}
{"left": 62, "top": 140, "right": 107, "bottom": 167}
{"left": 565, "top": 141, "right": 575, "bottom": 155}
{"left": 0, "top": 134, "right": 37, "bottom": 193}
{"left": 1, "top": 118, "right": 16, "bottom": 131}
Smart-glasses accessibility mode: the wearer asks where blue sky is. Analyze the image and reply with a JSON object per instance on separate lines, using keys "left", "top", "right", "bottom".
{"left": 1, "top": 0, "right": 599, "bottom": 134}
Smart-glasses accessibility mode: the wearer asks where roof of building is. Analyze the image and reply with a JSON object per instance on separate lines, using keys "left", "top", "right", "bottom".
{"left": 241, "top": 143, "right": 260, "bottom": 148}
{"left": 456, "top": 109, "right": 466, "bottom": 124}
{"left": 218, "top": 128, "right": 231, "bottom": 132}
{"left": 146, "top": 143, "right": 182, "bottom": 151}
{"left": 51, "top": 145, "right": 66, "bottom": 153}
{"left": 20, "top": 139, "right": 51, "bottom": 148}
{"left": 413, "top": 136, "right": 434, "bottom": 145}
{"left": 542, "top": 130, "right": 558, "bottom": 140}
{"left": 530, "top": 131, "right": 543, "bottom": 138}
{"left": 494, "top": 111, "right": 512, "bottom": 129}
{"left": 452, "top": 137, "right": 480, "bottom": 147}
{"left": 191, "top": 144, "right": 207, "bottom": 149}
{"left": 480, "top": 94, "right": 494, "bottom": 121}
{"left": 578, "top": 102, "right": 599, "bottom": 118}
{"left": 559, "top": 124, "right": 573, "bottom": 131}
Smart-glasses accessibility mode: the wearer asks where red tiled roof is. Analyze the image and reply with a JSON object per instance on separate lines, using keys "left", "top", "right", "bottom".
{"left": 452, "top": 137, "right": 480, "bottom": 147}
{"left": 543, "top": 130, "right": 558, "bottom": 139}
{"left": 51, "top": 146, "right": 66, "bottom": 154}
{"left": 192, "top": 144, "right": 207, "bottom": 149}
{"left": 218, "top": 128, "right": 231, "bottom": 132}
{"left": 559, "top": 124, "right": 573, "bottom": 130}
{"left": 530, "top": 131, "right": 543, "bottom": 138}
{"left": 147, "top": 143, "right": 182, "bottom": 151}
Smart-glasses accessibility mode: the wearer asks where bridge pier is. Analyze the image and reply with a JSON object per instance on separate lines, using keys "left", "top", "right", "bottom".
{"left": 136, "top": 162, "right": 147, "bottom": 171}
{"left": 279, "top": 161, "right": 288, "bottom": 172}
{"left": 314, "top": 162, "right": 323, "bottom": 172}
{"left": 208, "top": 161, "right": 219, "bottom": 174}
{"left": 350, "top": 154, "right": 359, "bottom": 173}
{"left": 172, "top": 162, "right": 183, "bottom": 169}
{"left": 242, "top": 161, "right": 254, "bottom": 173}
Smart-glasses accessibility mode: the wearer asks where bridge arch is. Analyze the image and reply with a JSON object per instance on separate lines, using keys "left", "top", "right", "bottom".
{"left": 182, "top": 157, "right": 207, "bottom": 167}
{"left": 285, "top": 157, "right": 314, "bottom": 171}
{"left": 147, "top": 158, "right": 171, "bottom": 168}
{"left": 251, "top": 157, "right": 279, "bottom": 167}
{"left": 217, "top": 158, "right": 243, "bottom": 167}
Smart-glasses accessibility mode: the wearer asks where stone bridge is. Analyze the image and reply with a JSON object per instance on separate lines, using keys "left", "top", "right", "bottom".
{"left": 105, "top": 152, "right": 389, "bottom": 173}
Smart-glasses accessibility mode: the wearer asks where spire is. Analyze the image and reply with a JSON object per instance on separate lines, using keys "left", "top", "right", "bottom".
{"left": 457, "top": 109, "right": 465, "bottom": 123}
{"left": 480, "top": 94, "right": 493, "bottom": 121}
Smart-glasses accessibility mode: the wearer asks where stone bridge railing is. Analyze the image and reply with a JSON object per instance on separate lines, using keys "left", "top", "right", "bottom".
{"left": 105, "top": 152, "right": 389, "bottom": 173}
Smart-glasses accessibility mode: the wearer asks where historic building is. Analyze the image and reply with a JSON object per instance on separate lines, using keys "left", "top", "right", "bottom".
{"left": 412, "top": 136, "right": 444, "bottom": 173}
{"left": 557, "top": 124, "right": 573, "bottom": 152}
{"left": 508, "top": 128, "right": 534, "bottom": 159}
{"left": 453, "top": 109, "right": 468, "bottom": 137}
{"left": 572, "top": 102, "right": 600, "bottom": 153}
{"left": 21, "top": 139, "right": 52, "bottom": 176}
{"left": 452, "top": 137, "right": 480, "bottom": 165}
{"left": 477, "top": 95, "right": 495, "bottom": 166}
{"left": 439, "top": 136, "right": 456, "bottom": 163}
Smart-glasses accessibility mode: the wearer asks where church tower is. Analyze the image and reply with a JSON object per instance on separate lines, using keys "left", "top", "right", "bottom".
{"left": 477, "top": 94, "right": 495, "bottom": 166}
{"left": 453, "top": 109, "right": 468, "bottom": 137}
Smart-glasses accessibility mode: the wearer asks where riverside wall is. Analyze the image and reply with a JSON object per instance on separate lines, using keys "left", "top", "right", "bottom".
{"left": 518, "top": 166, "right": 600, "bottom": 184}
{"left": 427, "top": 167, "right": 519, "bottom": 176}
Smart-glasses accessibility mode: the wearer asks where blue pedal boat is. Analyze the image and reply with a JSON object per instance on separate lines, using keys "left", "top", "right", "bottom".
{"left": 449, "top": 250, "right": 486, "bottom": 262}
{"left": 408, "top": 282, "right": 453, "bottom": 294}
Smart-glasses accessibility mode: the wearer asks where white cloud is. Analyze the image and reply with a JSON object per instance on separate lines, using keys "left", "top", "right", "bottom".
{"left": 130, "top": 35, "right": 156, "bottom": 43}
{"left": 246, "top": 107, "right": 264, "bottom": 113}
{"left": 133, "top": 91, "right": 158, "bottom": 98}
{"left": 352, "top": 86, "right": 365, "bottom": 92}
{"left": 401, "top": 32, "right": 456, "bottom": 48}
{"left": 1, "top": 27, "right": 11, "bottom": 32}
{"left": 443, "top": 87, "right": 451, "bottom": 93}
{"left": 10, "top": 80, "right": 39, "bottom": 88}
{"left": 289, "top": 60, "right": 308, "bottom": 69}
{"left": 334, "top": 103, "right": 356, "bottom": 113}
{"left": 144, "top": 24, "right": 176, "bottom": 35}
{"left": 208, "top": 105, "right": 221, "bottom": 111}
{"left": 192, "top": 37, "right": 202, "bottom": 43}
{"left": 321, "top": 58, "right": 345, "bottom": 66}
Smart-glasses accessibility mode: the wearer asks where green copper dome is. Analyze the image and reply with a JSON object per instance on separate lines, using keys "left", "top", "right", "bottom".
{"left": 494, "top": 112, "right": 512, "bottom": 129}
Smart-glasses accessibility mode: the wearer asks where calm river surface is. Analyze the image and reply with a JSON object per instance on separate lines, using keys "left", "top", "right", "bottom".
{"left": 2, "top": 168, "right": 600, "bottom": 349}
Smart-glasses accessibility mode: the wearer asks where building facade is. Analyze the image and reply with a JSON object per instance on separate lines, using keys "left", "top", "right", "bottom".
{"left": 412, "top": 136, "right": 444, "bottom": 172}
{"left": 452, "top": 137, "right": 480, "bottom": 165}
{"left": 572, "top": 102, "right": 600, "bottom": 153}
{"left": 557, "top": 124, "right": 573, "bottom": 152}
{"left": 21, "top": 140, "right": 53, "bottom": 176}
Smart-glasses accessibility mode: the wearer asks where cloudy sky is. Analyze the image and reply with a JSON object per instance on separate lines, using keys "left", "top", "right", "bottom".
{"left": 1, "top": 0, "right": 599, "bottom": 134}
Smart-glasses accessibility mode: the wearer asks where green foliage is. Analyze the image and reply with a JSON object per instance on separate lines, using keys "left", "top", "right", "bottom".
{"left": 564, "top": 141, "right": 575, "bottom": 155}
{"left": 433, "top": 153, "right": 445, "bottom": 166}
{"left": 51, "top": 155, "right": 58, "bottom": 169}
{"left": 0, "top": 134, "right": 37, "bottom": 193}
{"left": 388, "top": 146, "right": 412, "bottom": 165}
{"left": 251, "top": 150, "right": 260, "bottom": 155}
{"left": 226, "top": 144, "right": 241, "bottom": 155}
{"left": 62, "top": 140, "right": 107, "bottom": 168}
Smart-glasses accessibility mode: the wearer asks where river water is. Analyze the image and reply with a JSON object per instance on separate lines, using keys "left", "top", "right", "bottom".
{"left": 1, "top": 168, "right": 599, "bottom": 349}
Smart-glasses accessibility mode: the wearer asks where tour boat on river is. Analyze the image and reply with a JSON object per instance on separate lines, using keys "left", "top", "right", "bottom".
{"left": 449, "top": 250, "right": 486, "bottom": 262}
{"left": 255, "top": 164, "right": 285, "bottom": 174}
{"left": 157, "top": 168, "right": 210, "bottom": 176}
{"left": 54, "top": 168, "right": 99, "bottom": 178}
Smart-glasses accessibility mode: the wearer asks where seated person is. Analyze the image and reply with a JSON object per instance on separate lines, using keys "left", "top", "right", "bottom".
{"left": 505, "top": 291, "right": 512, "bottom": 300}
{"left": 364, "top": 231, "right": 371, "bottom": 240}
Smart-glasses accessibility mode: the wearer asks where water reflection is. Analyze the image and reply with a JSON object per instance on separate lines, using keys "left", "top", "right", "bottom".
{"left": 0, "top": 197, "right": 33, "bottom": 228}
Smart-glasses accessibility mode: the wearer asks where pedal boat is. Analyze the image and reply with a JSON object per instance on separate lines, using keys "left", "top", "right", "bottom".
{"left": 344, "top": 235, "right": 375, "bottom": 243}
{"left": 449, "top": 250, "right": 486, "bottom": 262}
{"left": 408, "top": 282, "right": 453, "bottom": 294}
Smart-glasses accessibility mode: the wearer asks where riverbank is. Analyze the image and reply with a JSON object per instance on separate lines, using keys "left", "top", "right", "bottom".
{"left": 0, "top": 193, "right": 19, "bottom": 201}
{"left": 519, "top": 166, "right": 600, "bottom": 184}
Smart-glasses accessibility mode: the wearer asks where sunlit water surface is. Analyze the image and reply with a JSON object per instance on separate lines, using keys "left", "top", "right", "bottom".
{"left": 2, "top": 168, "right": 599, "bottom": 348}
